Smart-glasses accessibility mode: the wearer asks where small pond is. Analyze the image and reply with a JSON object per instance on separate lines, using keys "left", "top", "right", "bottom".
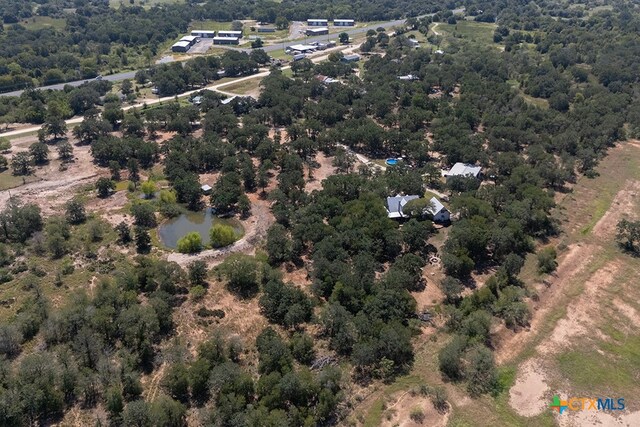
{"left": 158, "top": 208, "right": 243, "bottom": 249}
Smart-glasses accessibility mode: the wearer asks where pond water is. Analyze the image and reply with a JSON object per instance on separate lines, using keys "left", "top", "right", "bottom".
{"left": 386, "top": 158, "right": 399, "bottom": 166}
{"left": 158, "top": 208, "right": 243, "bottom": 249}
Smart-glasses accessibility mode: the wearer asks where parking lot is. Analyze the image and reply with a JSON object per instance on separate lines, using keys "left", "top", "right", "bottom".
{"left": 189, "top": 38, "right": 214, "bottom": 54}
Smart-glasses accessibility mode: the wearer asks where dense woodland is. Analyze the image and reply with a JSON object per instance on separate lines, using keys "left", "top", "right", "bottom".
{"left": 0, "top": 0, "right": 639, "bottom": 425}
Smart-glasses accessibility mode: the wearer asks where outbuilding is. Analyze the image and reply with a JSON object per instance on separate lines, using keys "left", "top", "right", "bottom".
{"left": 191, "top": 30, "right": 216, "bottom": 38}
{"left": 217, "top": 30, "right": 243, "bottom": 38}
{"left": 427, "top": 197, "right": 450, "bottom": 223}
{"left": 307, "top": 19, "right": 328, "bottom": 27}
{"left": 171, "top": 41, "right": 192, "bottom": 52}
{"left": 180, "top": 35, "right": 199, "bottom": 45}
{"left": 257, "top": 27, "right": 276, "bottom": 33}
{"left": 444, "top": 163, "right": 482, "bottom": 181}
{"left": 341, "top": 54, "right": 360, "bottom": 63}
{"left": 306, "top": 27, "right": 329, "bottom": 36}
{"left": 287, "top": 44, "right": 316, "bottom": 53}
{"left": 334, "top": 19, "right": 355, "bottom": 26}
{"left": 201, "top": 184, "right": 212, "bottom": 194}
{"left": 213, "top": 37, "right": 240, "bottom": 45}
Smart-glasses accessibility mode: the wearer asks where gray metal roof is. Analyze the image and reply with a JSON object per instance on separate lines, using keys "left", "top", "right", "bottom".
{"left": 446, "top": 162, "right": 481, "bottom": 177}
{"left": 386, "top": 195, "right": 419, "bottom": 218}
{"left": 428, "top": 197, "right": 446, "bottom": 215}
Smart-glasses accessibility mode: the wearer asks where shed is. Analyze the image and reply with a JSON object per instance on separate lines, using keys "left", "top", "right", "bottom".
{"left": 171, "top": 41, "right": 191, "bottom": 52}
{"left": 217, "top": 30, "right": 243, "bottom": 38}
{"left": 257, "top": 27, "right": 276, "bottom": 33}
{"left": 334, "top": 19, "right": 355, "bottom": 26}
{"left": 306, "top": 27, "right": 329, "bottom": 36}
{"left": 201, "top": 184, "right": 212, "bottom": 194}
{"left": 213, "top": 37, "right": 240, "bottom": 45}
{"left": 341, "top": 54, "right": 360, "bottom": 63}
{"left": 191, "top": 30, "right": 216, "bottom": 38}
{"left": 444, "top": 163, "right": 482, "bottom": 181}
{"left": 307, "top": 19, "right": 328, "bottom": 27}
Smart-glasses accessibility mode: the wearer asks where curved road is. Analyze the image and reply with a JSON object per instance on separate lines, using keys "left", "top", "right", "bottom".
{"left": 0, "top": 8, "right": 463, "bottom": 98}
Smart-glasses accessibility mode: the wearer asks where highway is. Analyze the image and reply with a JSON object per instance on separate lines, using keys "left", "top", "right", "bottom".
{"left": 0, "top": 8, "right": 463, "bottom": 98}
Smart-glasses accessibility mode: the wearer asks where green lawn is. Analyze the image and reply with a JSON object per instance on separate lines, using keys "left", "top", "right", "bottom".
{"left": 16, "top": 16, "right": 66, "bottom": 31}
{"left": 435, "top": 21, "right": 497, "bottom": 47}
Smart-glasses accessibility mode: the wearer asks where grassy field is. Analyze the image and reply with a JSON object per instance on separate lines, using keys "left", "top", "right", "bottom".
{"left": 16, "top": 16, "right": 66, "bottom": 31}
{"left": 220, "top": 77, "right": 264, "bottom": 95}
{"left": 0, "top": 171, "right": 41, "bottom": 191}
{"left": 434, "top": 21, "right": 497, "bottom": 48}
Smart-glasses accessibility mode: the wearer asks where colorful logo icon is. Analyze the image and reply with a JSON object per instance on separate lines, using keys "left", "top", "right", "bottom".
{"left": 550, "top": 395, "right": 568, "bottom": 414}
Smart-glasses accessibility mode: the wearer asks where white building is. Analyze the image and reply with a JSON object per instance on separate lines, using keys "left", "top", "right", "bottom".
{"left": 334, "top": 19, "right": 355, "bottom": 26}
{"left": 427, "top": 197, "right": 450, "bottom": 223}
{"left": 307, "top": 19, "right": 328, "bottom": 27}
{"left": 217, "top": 30, "right": 243, "bottom": 38}
{"left": 444, "top": 163, "right": 482, "bottom": 181}
{"left": 191, "top": 30, "right": 216, "bottom": 38}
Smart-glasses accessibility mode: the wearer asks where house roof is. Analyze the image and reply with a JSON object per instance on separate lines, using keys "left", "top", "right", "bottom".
{"left": 308, "top": 19, "right": 328, "bottom": 22}
{"left": 201, "top": 184, "right": 212, "bottom": 191}
{"left": 342, "top": 54, "right": 360, "bottom": 61}
{"left": 446, "top": 163, "right": 481, "bottom": 178}
{"left": 213, "top": 36, "right": 239, "bottom": 41}
{"left": 334, "top": 19, "right": 355, "bottom": 22}
{"left": 172, "top": 41, "right": 191, "bottom": 48}
{"left": 386, "top": 195, "right": 419, "bottom": 218}
{"left": 181, "top": 36, "right": 198, "bottom": 42}
{"left": 288, "top": 44, "right": 316, "bottom": 51}
{"left": 307, "top": 27, "right": 329, "bottom": 32}
{"left": 428, "top": 197, "right": 446, "bottom": 215}
{"left": 218, "top": 30, "right": 242, "bottom": 35}
{"left": 191, "top": 30, "right": 216, "bottom": 35}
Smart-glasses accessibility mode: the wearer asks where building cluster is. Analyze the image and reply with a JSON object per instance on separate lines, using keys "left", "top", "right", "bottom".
{"left": 286, "top": 40, "right": 336, "bottom": 56}
{"left": 171, "top": 30, "right": 244, "bottom": 52}
{"left": 307, "top": 19, "right": 355, "bottom": 27}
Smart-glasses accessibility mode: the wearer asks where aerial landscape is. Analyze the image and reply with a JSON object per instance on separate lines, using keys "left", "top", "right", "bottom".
{"left": 0, "top": 0, "right": 639, "bottom": 426}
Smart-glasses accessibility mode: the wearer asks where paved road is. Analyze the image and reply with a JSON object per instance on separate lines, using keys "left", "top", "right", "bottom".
{"left": 0, "top": 8, "right": 464, "bottom": 98}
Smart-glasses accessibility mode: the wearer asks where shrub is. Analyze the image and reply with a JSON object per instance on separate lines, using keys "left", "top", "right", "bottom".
{"left": 430, "top": 386, "right": 449, "bottom": 413}
{"left": 409, "top": 407, "right": 425, "bottom": 423}
{"left": 190, "top": 285, "right": 206, "bottom": 301}
{"left": 537, "top": 247, "right": 557, "bottom": 274}
{"left": 176, "top": 232, "right": 203, "bottom": 254}
{"left": 209, "top": 223, "right": 237, "bottom": 248}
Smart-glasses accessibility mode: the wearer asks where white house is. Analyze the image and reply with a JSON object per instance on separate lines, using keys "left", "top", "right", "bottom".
{"left": 427, "top": 197, "right": 450, "bottom": 223}
{"left": 444, "top": 163, "right": 482, "bottom": 181}
{"left": 386, "top": 195, "right": 419, "bottom": 219}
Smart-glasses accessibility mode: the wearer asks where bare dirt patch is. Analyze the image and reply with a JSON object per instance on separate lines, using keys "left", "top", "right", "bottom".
{"left": 305, "top": 152, "right": 336, "bottom": 192}
{"left": 380, "top": 391, "right": 449, "bottom": 427}
{"left": 591, "top": 180, "right": 640, "bottom": 238}
{"left": 508, "top": 360, "right": 550, "bottom": 417}
{"left": 538, "top": 261, "right": 620, "bottom": 355}
{"left": 495, "top": 243, "right": 596, "bottom": 364}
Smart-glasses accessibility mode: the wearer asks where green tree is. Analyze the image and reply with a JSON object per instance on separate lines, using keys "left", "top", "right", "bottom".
{"left": 131, "top": 203, "right": 156, "bottom": 228}
{"left": 134, "top": 226, "right": 151, "bottom": 253}
{"left": 65, "top": 199, "right": 86, "bottom": 225}
{"left": 176, "top": 232, "right": 203, "bottom": 254}
{"left": 265, "top": 223, "right": 291, "bottom": 264}
{"left": 339, "top": 32, "right": 349, "bottom": 44}
{"left": 57, "top": 141, "right": 73, "bottom": 162}
{"left": 141, "top": 180, "right": 157, "bottom": 199}
{"left": 122, "top": 400, "right": 151, "bottom": 427}
{"left": 616, "top": 219, "right": 640, "bottom": 252}
{"left": 11, "top": 152, "right": 33, "bottom": 176}
{"left": 537, "top": 247, "right": 557, "bottom": 274}
{"left": 188, "top": 260, "right": 208, "bottom": 286}
{"left": 251, "top": 38, "right": 263, "bottom": 49}
{"left": 116, "top": 221, "right": 131, "bottom": 244}
{"left": 217, "top": 254, "right": 260, "bottom": 298}
{"left": 96, "top": 177, "right": 116, "bottom": 198}
{"left": 438, "top": 335, "right": 467, "bottom": 380}
{"left": 209, "top": 223, "right": 237, "bottom": 248}
{"left": 162, "top": 364, "right": 190, "bottom": 403}
{"left": 29, "top": 142, "right": 49, "bottom": 165}
{"left": 466, "top": 345, "right": 498, "bottom": 396}
{"left": 238, "top": 194, "right": 251, "bottom": 218}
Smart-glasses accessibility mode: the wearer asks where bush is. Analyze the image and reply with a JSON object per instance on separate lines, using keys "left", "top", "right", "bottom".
{"left": 409, "top": 407, "right": 425, "bottom": 423}
{"left": 190, "top": 285, "right": 207, "bottom": 302}
{"left": 537, "top": 247, "right": 557, "bottom": 274}
{"left": 466, "top": 345, "right": 498, "bottom": 396}
{"left": 209, "top": 223, "right": 238, "bottom": 248}
{"left": 430, "top": 386, "right": 449, "bottom": 413}
{"left": 176, "top": 232, "right": 203, "bottom": 253}
{"left": 438, "top": 335, "right": 467, "bottom": 380}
